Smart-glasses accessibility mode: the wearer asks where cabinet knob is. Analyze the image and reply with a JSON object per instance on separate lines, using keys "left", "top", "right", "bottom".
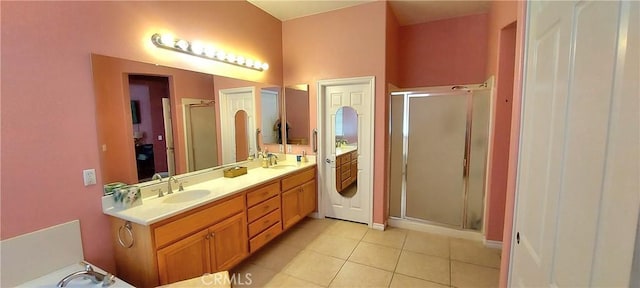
{"left": 205, "top": 234, "right": 210, "bottom": 240}
{"left": 210, "top": 232, "right": 215, "bottom": 238}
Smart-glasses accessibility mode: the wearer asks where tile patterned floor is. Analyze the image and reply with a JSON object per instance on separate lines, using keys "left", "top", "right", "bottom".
{"left": 232, "top": 218, "right": 501, "bottom": 288}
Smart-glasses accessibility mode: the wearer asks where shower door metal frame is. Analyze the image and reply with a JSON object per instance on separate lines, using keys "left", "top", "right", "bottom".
{"left": 391, "top": 81, "right": 491, "bottom": 231}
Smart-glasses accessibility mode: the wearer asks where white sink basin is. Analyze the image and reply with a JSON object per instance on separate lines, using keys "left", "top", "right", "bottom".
{"left": 162, "top": 189, "right": 211, "bottom": 204}
{"left": 268, "top": 164, "right": 298, "bottom": 170}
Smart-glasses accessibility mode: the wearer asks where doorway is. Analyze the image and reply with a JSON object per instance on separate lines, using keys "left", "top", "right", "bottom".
{"left": 389, "top": 82, "right": 492, "bottom": 232}
{"left": 317, "top": 76, "right": 375, "bottom": 226}
{"left": 128, "top": 75, "right": 175, "bottom": 181}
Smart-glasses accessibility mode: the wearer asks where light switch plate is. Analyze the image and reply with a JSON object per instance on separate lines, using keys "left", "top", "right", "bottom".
{"left": 83, "top": 169, "right": 97, "bottom": 186}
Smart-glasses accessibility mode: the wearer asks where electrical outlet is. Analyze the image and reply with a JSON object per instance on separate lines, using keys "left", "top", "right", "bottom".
{"left": 287, "top": 145, "right": 292, "bottom": 153}
{"left": 83, "top": 169, "right": 97, "bottom": 186}
{"left": 279, "top": 144, "right": 283, "bottom": 153}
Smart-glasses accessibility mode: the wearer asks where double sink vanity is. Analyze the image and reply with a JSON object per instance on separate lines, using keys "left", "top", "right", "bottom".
{"left": 103, "top": 158, "right": 317, "bottom": 287}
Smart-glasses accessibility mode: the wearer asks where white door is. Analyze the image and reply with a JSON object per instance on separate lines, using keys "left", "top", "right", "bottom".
{"left": 161, "top": 98, "right": 176, "bottom": 176}
{"left": 219, "top": 87, "right": 256, "bottom": 164}
{"left": 511, "top": 1, "right": 639, "bottom": 286}
{"left": 320, "top": 77, "right": 374, "bottom": 225}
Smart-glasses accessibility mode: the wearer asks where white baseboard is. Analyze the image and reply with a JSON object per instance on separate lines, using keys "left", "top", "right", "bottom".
{"left": 372, "top": 222, "right": 386, "bottom": 231}
{"left": 387, "top": 218, "right": 484, "bottom": 241}
{"left": 483, "top": 239, "right": 503, "bottom": 249}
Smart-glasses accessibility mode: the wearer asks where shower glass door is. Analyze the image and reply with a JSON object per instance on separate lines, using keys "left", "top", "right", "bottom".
{"left": 405, "top": 93, "right": 469, "bottom": 227}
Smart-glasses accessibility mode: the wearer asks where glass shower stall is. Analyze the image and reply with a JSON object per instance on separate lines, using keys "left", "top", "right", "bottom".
{"left": 389, "top": 82, "right": 492, "bottom": 231}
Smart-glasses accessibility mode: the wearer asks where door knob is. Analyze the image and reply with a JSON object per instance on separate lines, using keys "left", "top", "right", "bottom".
{"left": 326, "top": 159, "right": 333, "bottom": 163}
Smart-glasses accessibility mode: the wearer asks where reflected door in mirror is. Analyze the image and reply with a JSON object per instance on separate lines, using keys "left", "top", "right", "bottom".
{"left": 284, "top": 85, "right": 310, "bottom": 146}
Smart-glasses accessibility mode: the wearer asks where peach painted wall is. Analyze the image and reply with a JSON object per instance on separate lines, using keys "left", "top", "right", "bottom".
{"left": 398, "top": 14, "right": 489, "bottom": 87}
{"left": 483, "top": 0, "right": 518, "bottom": 243}
{"left": 282, "top": 1, "right": 388, "bottom": 225}
{"left": 385, "top": 3, "right": 401, "bottom": 223}
{"left": 498, "top": 2, "right": 526, "bottom": 287}
{"left": 1, "top": 1, "right": 282, "bottom": 272}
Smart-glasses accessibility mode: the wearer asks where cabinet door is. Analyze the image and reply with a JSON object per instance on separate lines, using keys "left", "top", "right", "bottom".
{"left": 282, "top": 188, "right": 302, "bottom": 230}
{"left": 300, "top": 180, "right": 317, "bottom": 216}
{"left": 157, "top": 230, "right": 211, "bottom": 285}
{"left": 209, "top": 213, "right": 247, "bottom": 271}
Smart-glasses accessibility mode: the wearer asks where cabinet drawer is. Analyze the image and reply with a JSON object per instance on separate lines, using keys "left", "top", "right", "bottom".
{"left": 341, "top": 169, "right": 351, "bottom": 181}
{"left": 154, "top": 194, "right": 244, "bottom": 248}
{"left": 247, "top": 196, "right": 280, "bottom": 223}
{"left": 249, "top": 222, "right": 282, "bottom": 253}
{"left": 282, "top": 168, "right": 316, "bottom": 191}
{"left": 246, "top": 182, "right": 280, "bottom": 207}
{"left": 248, "top": 208, "right": 281, "bottom": 238}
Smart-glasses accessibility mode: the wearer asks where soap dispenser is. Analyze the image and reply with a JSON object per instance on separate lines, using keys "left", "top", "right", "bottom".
{"left": 262, "top": 148, "right": 270, "bottom": 168}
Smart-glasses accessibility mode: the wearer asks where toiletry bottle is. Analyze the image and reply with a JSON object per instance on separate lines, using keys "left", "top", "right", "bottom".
{"left": 302, "top": 150, "right": 308, "bottom": 162}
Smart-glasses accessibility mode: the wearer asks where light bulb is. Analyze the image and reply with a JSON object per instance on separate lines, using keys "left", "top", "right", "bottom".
{"left": 160, "top": 34, "right": 174, "bottom": 46}
{"left": 261, "top": 63, "right": 269, "bottom": 71}
{"left": 245, "top": 59, "right": 254, "bottom": 67}
{"left": 236, "top": 56, "right": 246, "bottom": 65}
{"left": 253, "top": 61, "right": 262, "bottom": 69}
{"left": 216, "top": 51, "right": 226, "bottom": 60}
{"left": 191, "top": 41, "right": 204, "bottom": 55}
{"left": 176, "top": 39, "right": 189, "bottom": 51}
{"left": 204, "top": 46, "right": 216, "bottom": 58}
{"left": 226, "top": 54, "right": 236, "bottom": 63}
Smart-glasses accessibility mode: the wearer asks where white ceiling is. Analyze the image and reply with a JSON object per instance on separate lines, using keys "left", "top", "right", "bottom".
{"left": 247, "top": 0, "right": 491, "bottom": 26}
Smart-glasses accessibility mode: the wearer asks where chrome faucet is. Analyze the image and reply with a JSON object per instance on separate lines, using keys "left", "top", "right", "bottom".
{"left": 167, "top": 176, "right": 183, "bottom": 194}
{"left": 267, "top": 153, "right": 278, "bottom": 166}
{"left": 57, "top": 262, "right": 115, "bottom": 287}
{"left": 152, "top": 173, "right": 165, "bottom": 197}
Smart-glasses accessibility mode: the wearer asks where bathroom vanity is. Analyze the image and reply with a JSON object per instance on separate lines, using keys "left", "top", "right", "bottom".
{"left": 103, "top": 161, "right": 316, "bottom": 287}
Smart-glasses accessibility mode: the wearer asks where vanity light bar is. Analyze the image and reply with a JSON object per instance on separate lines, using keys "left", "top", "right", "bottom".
{"left": 151, "top": 33, "right": 269, "bottom": 72}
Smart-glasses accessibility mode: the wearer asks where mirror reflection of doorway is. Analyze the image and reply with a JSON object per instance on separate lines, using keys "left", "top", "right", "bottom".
{"left": 335, "top": 106, "right": 358, "bottom": 197}
{"left": 128, "top": 75, "right": 176, "bottom": 181}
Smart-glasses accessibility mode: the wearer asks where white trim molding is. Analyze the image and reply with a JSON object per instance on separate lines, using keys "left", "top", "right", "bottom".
{"left": 372, "top": 223, "right": 386, "bottom": 231}
{"left": 483, "top": 239, "right": 503, "bottom": 250}
{"left": 388, "top": 218, "right": 484, "bottom": 241}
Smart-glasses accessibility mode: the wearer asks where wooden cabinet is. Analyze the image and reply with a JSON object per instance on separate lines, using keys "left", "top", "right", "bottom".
{"left": 336, "top": 150, "right": 357, "bottom": 192}
{"left": 156, "top": 213, "right": 247, "bottom": 284}
{"left": 282, "top": 167, "right": 317, "bottom": 230}
{"left": 156, "top": 230, "right": 210, "bottom": 284}
{"left": 209, "top": 213, "right": 247, "bottom": 271}
{"left": 245, "top": 181, "right": 282, "bottom": 253}
{"left": 110, "top": 165, "right": 317, "bottom": 287}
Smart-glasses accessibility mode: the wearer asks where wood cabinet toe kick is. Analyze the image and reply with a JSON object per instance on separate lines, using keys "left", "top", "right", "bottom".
{"left": 109, "top": 165, "right": 317, "bottom": 288}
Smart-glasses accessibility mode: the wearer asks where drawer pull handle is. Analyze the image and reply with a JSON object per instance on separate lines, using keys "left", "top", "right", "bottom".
{"left": 264, "top": 205, "right": 270, "bottom": 210}
{"left": 265, "top": 233, "right": 272, "bottom": 239}
{"left": 263, "top": 219, "right": 271, "bottom": 225}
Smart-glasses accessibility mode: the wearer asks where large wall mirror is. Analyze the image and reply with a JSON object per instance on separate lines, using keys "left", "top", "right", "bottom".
{"left": 284, "top": 84, "right": 310, "bottom": 146}
{"left": 92, "top": 54, "right": 280, "bottom": 185}
{"left": 335, "top": 106, "right": 358, "bottom": 196}
{"left": 260, "top": 87, "right": 282, "bottom": 147}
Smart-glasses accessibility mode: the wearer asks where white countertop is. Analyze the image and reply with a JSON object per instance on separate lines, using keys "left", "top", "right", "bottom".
{"left": 17, "top": 262, "right": 133, "bottom": 288}
{"left": 103, "top": 159, "right": 316, "bottom": 226}
{"left": 336, "top": 145, "right": 357, "bottom": 156}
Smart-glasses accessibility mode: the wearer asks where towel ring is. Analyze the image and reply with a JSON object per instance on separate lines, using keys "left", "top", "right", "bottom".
{"left": 117, "top": 221, "right": 135, "bottom": 248}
